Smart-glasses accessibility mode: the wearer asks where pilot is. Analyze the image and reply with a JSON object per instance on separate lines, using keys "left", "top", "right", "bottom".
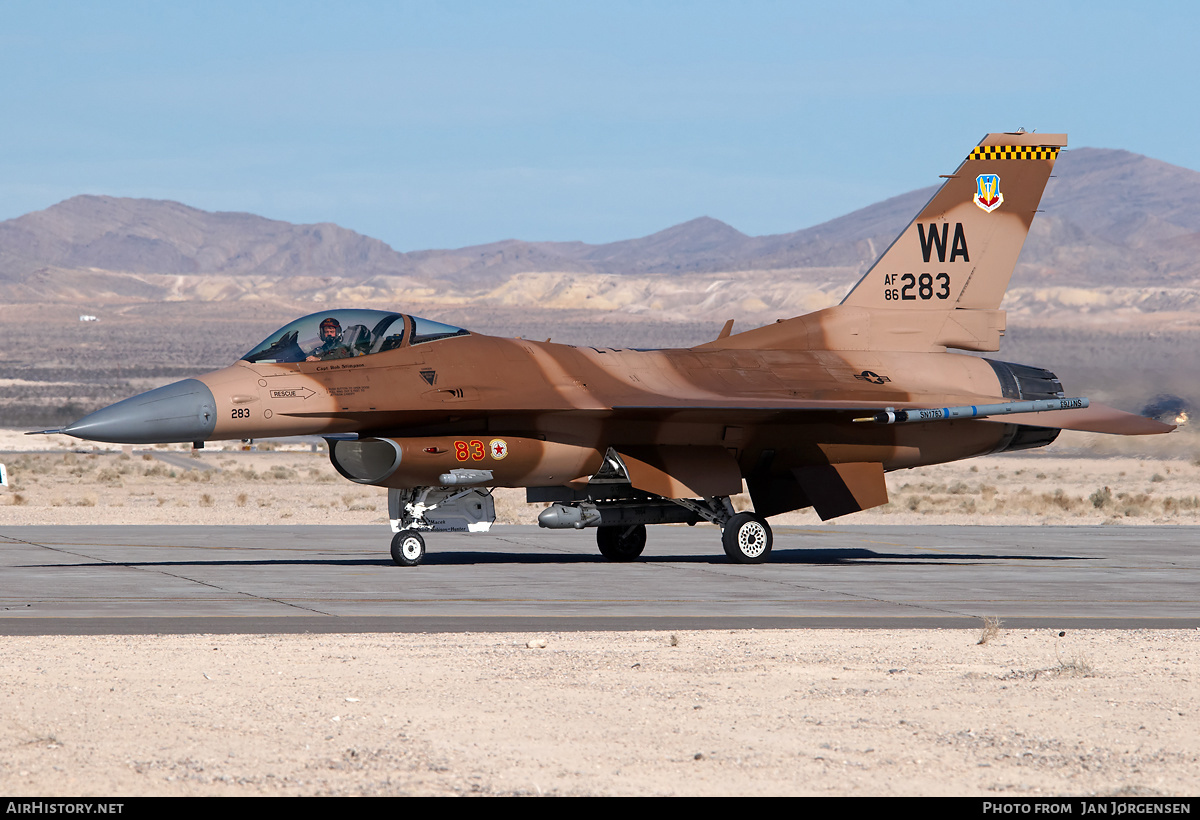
{"left": 306, "top": 317, "right": 350, "bottom": 361}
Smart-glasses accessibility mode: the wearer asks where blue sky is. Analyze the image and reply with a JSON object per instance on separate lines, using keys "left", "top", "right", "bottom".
{"left": 1, "top": 1, "right": 1195, "bottom": 251}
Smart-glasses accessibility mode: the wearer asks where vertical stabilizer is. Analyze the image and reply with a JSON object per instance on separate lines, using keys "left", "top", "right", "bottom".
{"left": 841, "top": 131, "right": 1066, "bottom": 312}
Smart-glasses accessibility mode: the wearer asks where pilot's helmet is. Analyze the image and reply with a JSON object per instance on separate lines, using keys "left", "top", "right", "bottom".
{"left": 319, "top": 317, "right": 342, "bottom": 336}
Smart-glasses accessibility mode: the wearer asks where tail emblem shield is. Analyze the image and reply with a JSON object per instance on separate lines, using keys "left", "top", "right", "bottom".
{"left": 974, "top": 174, "right": 1004, "bottom": 212}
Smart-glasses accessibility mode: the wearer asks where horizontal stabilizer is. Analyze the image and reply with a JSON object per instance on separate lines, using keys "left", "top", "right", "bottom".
{"left": 985, "top": 402, "right": 1175, "bottom": 436}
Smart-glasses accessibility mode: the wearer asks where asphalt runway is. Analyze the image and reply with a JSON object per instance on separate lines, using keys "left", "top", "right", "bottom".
{"left": 0, "top": 524, "right": 1197, "bottom": 634}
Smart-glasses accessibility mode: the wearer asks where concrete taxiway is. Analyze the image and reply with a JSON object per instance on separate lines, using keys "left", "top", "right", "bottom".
{"left": 0, "top": 524, "right": 1197, "bottom": 634}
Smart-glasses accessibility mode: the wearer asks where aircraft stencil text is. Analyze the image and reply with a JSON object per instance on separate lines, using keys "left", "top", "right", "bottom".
{"left": 918, "top": 222, "right": 969, "bottom": 263}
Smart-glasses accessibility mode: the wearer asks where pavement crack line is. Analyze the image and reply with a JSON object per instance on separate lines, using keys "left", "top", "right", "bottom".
{"left": 485, "top": 531, "right": 976, "bottom": 619}
{"left": 0, "top": 532, "right": 333, "bottom": 616}
{"left": 658, "top": 562, "right": 977, "bottom": 619}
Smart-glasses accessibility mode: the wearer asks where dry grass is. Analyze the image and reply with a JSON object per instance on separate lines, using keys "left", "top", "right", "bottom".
{"left": 977, "top": 616, "right": 1002, "bottom": 646}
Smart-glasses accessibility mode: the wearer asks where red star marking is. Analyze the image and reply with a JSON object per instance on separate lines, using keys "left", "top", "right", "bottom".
{"left": 492, "top": 442, "right": 507, "bottom": 457}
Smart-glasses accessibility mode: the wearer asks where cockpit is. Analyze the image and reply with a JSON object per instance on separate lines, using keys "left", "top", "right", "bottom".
{"left": 242, "top": 309, "right": 469, "bottom": 364}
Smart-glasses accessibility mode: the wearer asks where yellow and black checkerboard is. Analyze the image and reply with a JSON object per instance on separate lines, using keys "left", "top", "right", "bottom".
{"left": 967, "top": 146, "right": 1060, "bottom": 161}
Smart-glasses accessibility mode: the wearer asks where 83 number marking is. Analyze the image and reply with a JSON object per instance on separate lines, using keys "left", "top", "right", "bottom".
{"left": 454, "top": 440, "right": 486, "bottom": 461}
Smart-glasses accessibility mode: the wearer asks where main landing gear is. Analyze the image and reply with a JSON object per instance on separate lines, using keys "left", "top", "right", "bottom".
{"left": 596, "top": 524, "right": 647, "bottom": 561}
{"left": 590, "top": 506, "right": 773, "bottom": 564}
{"left": 721, "top": 512, "right": 773, "bottom": 564}
{"left": 538, "top": 493, "right": 774, "bottom": 564}
{"left": 383, "top": 484, "right": 775, "bottom": 566}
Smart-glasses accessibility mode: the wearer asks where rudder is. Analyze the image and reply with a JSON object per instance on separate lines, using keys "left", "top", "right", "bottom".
{"left": 841, "top": 131, "right": 1066, "bottom": 312}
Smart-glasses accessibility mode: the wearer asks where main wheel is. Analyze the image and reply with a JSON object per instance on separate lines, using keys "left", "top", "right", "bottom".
{"left": 597, "top": 524, "right": 647, "bottom": 561}
{"left": 722, "top": 513, "right": 772, "bottom": 563}
{"left": 390, "top": 530, "right": 426, "bottom": 567}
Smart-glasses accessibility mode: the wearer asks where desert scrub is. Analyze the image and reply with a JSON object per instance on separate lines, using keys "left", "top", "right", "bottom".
{"left": 1161, "top": 496, "right": 1200, "bottom": 513}
{"left": 95, "top": 467, "right": 122, "bottom": 485}
{"left": 1045, "top": 488, "right": 1074, "bottom": 511}
{"left": 977, "top": 616, "right": 1002, "bottom": 645}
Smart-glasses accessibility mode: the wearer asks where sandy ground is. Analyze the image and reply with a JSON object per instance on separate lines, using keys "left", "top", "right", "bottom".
{"left": 0, "top": 630, "right": 1196, "bottom": 797}
{"left": 1, "top": 429, "right": 1197, "bottom": 796}
{"left": 3, "top": 428, "right": 1199, "bottom": 528}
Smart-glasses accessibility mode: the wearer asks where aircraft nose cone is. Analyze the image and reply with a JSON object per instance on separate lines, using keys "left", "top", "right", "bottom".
{"left": 63, "top": 379, "right": 218, "bottom": 444}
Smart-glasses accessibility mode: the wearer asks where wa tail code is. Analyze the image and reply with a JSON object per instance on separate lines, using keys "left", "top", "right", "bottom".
{"left": 918, "top": 222, "right": 969, "bottom": 263}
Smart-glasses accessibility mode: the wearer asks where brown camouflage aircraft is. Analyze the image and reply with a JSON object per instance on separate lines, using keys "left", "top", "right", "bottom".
{"left": 48, "top": 130, "right": 1173, "bottom": 565}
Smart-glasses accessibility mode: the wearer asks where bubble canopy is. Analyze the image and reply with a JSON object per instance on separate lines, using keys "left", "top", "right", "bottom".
{"left": 242, "top": 309, "right": 469, "bottom": 364}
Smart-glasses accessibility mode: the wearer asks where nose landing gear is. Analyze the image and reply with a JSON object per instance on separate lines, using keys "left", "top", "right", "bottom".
{"left": 390, "top": 530, "right": 426, "bottom": 567}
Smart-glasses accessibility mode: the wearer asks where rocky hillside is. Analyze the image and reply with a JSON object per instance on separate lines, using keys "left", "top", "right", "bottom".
{"left": 3, "top": 147, "right": 1199, "bottom": 308}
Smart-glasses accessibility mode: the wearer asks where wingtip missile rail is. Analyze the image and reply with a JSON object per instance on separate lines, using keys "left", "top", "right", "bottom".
{"left": 854, "top": 397, "right": 1088, "bottom": 425}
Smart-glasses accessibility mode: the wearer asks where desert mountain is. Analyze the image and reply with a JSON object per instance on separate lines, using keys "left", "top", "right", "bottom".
{"left": 2, "top": 147, "right": 1199, "bottom": 305}
{"left": 0, "top": 196, "right": 411, "bottom": 281}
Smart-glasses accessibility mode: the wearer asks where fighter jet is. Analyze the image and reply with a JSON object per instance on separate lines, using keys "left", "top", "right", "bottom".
{"left": 45, "top": 130, "right": 1172, "bottom": 565}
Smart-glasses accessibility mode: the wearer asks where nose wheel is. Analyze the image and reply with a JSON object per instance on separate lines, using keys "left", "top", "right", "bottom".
{"left": 391, "top": 530, "right": 426, "bottom": 566}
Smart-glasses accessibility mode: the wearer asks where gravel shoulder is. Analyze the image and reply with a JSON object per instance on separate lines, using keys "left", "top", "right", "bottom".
{"left": 2, "top": 431, "right": 1197, "bottom": 796}
{"left": 2, "top": 629, "right": 1197, "bottom": 797}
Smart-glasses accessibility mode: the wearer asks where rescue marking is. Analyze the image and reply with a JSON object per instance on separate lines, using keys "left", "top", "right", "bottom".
{"left": 269, "top": 387, "right": 315, "bottom": 400}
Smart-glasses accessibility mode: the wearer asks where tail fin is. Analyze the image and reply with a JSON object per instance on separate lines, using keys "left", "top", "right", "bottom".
{"left": 841, "top": 131, "right": 1066, "bottom": 312}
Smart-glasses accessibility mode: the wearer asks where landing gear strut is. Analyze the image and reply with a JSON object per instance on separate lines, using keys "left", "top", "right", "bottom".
{"left": 385, "top": 486, "right": 496, "bottom": 567}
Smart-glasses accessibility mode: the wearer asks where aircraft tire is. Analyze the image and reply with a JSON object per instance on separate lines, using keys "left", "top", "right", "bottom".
{"left": 597, "top": 524, "right": 647, "bottom": 562}
{"left": 391, "top": 530, "right": 426, "bottom": 567}
{"left": 722, "top": 513, "right": 772, "bottom": 563}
